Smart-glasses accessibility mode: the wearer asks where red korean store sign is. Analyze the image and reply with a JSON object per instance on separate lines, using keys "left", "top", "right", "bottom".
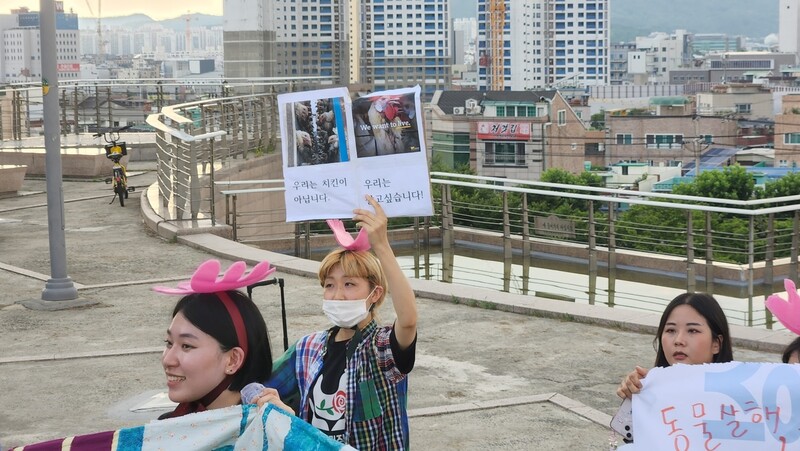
{"left": 57, "top": 63, "right": 80, "bottom": 72}
{"left": 477, "top": 122, "right": 531, "bottom": 140}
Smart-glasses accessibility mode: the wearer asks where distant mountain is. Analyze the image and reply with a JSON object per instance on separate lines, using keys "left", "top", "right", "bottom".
{"left": 450, "top": 0, "right": 778, "bottom": 42}
{"left": 79, "top": 1, "right": 779, "bottom": 42}
{"left": 611, "top": 0, "right": 778, "bottom": 42}
{"left": 78, "top": 13, "right": 222, "bottom": 31}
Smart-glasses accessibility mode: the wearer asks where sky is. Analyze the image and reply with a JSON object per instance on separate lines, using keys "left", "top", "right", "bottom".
{"left": 9, "top": 0, "right": 223, "bottom": 20}
{"left": 7, "top": 1, "right": 475, "bottom": 20}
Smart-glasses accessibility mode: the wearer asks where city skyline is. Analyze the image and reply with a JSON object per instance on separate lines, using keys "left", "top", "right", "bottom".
{"left": 8, "top": 0, "right": 223, "bottom": 21}
{"left": 10, "top": 0, "right": 478, "bottom": 20}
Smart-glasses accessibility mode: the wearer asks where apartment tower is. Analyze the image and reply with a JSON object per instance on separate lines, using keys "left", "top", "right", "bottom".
{"left": 477, "top": 0, "right": 609, "bottom": 90}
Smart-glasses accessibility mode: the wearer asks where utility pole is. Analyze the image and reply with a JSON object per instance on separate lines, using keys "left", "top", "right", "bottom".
{"left": 39, "top": 0, "right": 78, "bottom": 302}
{"left": 694, "top": 116, "right": 701, "bottom": 176}
{"left": 692, "top": 115, "right": 709, "bottom": 177}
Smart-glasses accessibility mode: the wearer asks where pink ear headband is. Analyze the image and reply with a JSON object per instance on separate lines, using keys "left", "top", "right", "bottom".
{"left": 327, "top": 219, "right": 371, "bottom": 251}
{"left": 153, "top": 260, "right": 276, "bottom": 357}
{"left": 766, "top": 278, "right": 800, "bottom": 336}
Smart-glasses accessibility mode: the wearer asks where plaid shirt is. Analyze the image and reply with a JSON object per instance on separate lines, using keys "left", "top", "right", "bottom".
{"left": 266, "top": 320, "right": 410, "bottom": 450}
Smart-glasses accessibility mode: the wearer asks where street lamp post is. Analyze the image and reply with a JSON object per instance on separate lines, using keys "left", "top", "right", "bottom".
{"left": 39, "top": 0, "right": 78, "bottom": 302}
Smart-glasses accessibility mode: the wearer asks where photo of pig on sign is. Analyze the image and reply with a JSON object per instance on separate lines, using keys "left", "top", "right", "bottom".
{"left": 278, "top": 85, "right": 433, "bottom": 222}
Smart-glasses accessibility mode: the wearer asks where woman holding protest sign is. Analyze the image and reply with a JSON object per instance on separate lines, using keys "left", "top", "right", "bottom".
{"left": 616, "top": 292, "right": 734, "bottom": 400}
{"left": 256, "top": 195, "right": 418, "bottom": 450}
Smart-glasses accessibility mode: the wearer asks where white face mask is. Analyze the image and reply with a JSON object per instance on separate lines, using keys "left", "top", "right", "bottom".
{"left": 322, "top": 288, "right": 376, "bottom": 328}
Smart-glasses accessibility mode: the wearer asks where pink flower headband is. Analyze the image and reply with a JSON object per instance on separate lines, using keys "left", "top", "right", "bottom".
{"left": 327, "top": 219, "right": 370, "bottom": 251}
{"left": 153, "top": 260, "right": 276, "bottom": 357}
{"left": 766, "top": 279, "right": 800, "bottom": 336}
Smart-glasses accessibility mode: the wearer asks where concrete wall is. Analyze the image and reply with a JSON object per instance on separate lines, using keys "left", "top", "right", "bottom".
{"left": 0, "top": 148, "right": 128, "bottom": 178}
{"left": 0, "top": 165, "right": 26, "bottom": 193}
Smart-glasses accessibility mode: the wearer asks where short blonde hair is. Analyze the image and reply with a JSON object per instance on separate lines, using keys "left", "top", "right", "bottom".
{"left": 318, "top": 248, "right": 388, "bottom": 309}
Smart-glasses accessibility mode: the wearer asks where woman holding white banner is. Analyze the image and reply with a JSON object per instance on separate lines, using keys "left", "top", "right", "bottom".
{"left": 616, "top": 292, "right": 734, "bottom": 400}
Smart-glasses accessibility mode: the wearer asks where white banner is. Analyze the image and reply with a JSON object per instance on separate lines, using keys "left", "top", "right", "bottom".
{"left": 279, "top": 86, "right": 433, "bottom": 222}
{"left": 623, "top": 362, "right": 800, "bottom": 450}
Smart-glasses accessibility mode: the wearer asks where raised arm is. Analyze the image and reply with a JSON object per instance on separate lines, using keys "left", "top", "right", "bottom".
{"left": 353, "top": 195, "right": 418, "bottom": 349}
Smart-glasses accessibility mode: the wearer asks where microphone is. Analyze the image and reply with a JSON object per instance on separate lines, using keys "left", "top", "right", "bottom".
{"left": 241, "top": 382, "right": 267, "bottom": 405}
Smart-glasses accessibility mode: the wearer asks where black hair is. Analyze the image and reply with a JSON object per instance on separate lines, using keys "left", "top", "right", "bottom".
{"left": 782, "top": 336, "right": 800, "bottom": 363}
{"left": 172, "top": 290, "right": 272, "bottom": 391}
{"left": 654, "top": 292, "right": 733, "bottom": 367}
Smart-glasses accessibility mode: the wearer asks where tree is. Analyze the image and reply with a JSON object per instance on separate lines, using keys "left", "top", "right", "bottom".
{"left": 590, "top": 111, "right": 605, "bottom": 130}
{"left": 756, "top": 172, "right": 800, "bottom": 199}
{"left": 528, "top": 168, "right": 605, "bottom": 216}
{"left": 673, "top": 165, "right": 754, "bottom": 201}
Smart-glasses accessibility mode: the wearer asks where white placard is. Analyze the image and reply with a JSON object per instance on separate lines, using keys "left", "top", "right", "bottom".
{"left": 629, "top": 362, "right": 800, "bottom": 450}
{"left": 279, "top": 86, "right": 433, "bottom": 221}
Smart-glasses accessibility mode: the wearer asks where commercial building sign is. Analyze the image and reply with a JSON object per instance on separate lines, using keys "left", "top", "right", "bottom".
{"left": 57, "top": 63, "right": 80, "bottom": 72}
{"left": 477, "top": 121, "right": 531, "bottom": 141}
{"left": 534, "top": 215, "right": 576, "bottom": 239}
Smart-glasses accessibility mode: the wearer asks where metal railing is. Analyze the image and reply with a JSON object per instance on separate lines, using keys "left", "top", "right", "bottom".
{"left": 128, "top": 84, "right": 800, "bottom": 328}
{"left": 212, "top": 170, "right": 800, "bottom": 327}
{"left": 145, "top": 83, "right": 288, "bottom": 221}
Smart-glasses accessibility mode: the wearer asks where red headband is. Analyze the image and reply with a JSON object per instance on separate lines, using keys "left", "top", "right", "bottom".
{"left": 216, "top": 291, "right": 249, "bottom": 357}
{"left": 153, "top": 259, "right": 276, "bottom": 359}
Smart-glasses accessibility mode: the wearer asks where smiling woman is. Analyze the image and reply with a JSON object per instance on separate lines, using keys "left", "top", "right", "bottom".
{"left": 159, "top": 290, "right": 273, "bottom": 418}
{"left": 152, "top": 259, "right": 278, "bottom": 419}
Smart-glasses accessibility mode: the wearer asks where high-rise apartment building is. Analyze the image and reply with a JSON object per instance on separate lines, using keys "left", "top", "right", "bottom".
{"left": 1, "top": 3, "right": 80, "bottom": 83}
{"left": 224, "top": 0, "right": 349, "bottom": 88}
{"left": 476, "top": 0, "right": 609, "bottom": 91}
{"left": 222, "top": 0, "right": 451, "bottom": 96}
{"left": 453, "top": 18, "right": 478, "bottom": 66}
{"left": 353, "top": 0, "right": 452, "bottom": 98}
{"left": 635, "top": 30, "right": 692, "bottom": 85}
{"left": 779, "top": 0, "right": 800, "bottom": 57}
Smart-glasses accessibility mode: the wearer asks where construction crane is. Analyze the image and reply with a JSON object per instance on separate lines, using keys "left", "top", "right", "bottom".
{"left": 486, "top": 0, "right": 506, "bottom": 91}
{"left": 84, "top": 0, "right": 105, "bottom": 58}
{"left": 182, "top": 11, "right": 198, "bottom": 54}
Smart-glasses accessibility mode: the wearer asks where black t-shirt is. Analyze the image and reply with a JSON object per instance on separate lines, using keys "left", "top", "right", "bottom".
{"left": 306, "top": 326, "right": 416, "bottom": 443}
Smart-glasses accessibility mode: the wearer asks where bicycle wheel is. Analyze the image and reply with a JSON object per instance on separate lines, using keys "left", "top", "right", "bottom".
{"left": 115, "top": 183, "right": 126, "bottom": 207}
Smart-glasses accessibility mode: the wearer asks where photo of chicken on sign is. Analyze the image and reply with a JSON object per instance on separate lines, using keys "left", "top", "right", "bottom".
{"left": 352, "top": 91, "right": 421, "bottom": 158}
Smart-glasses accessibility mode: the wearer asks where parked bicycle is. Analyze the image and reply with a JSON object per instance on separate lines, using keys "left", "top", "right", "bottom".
{"left": 94, "top": 124, "right": 134, "bottom": 207}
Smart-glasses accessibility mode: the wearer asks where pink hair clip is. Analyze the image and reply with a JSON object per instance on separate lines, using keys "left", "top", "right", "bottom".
{"left": 153, "top": 259, "right": 276, "bottom": 295}
{"left": 766, "top": 278, "right": 800, "bottom": 335}
{"left": 327, "top": 219, "right": 371, "bottom": 251}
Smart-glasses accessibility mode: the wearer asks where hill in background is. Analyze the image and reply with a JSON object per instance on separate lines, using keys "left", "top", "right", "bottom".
{"left": 611, "top": 0, "right": 777, "bottom": 42}
{"left": 78, "top": 13, "right": 221, "bottom": 32}
{"left": 81, "top": 1, "right": 779, "bottom": 43}
{"left": 450, "top": 0, "right": 778, "bottom": 42}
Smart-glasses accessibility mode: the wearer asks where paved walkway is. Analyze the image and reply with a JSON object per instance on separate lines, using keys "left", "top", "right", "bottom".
{"left": 0, "top": 163, "right": 792, "bottom": 450}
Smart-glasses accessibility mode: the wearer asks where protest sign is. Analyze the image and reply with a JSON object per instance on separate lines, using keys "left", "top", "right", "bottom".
{"left": 279, "top": 85, "right": 433, "bottom": 221}
{"left": 628, "top": 362, "right": 800, "bottom": 450}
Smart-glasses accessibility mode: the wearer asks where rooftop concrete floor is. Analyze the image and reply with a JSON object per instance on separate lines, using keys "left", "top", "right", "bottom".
{"left": 0, "top": 162, "right": 792, "bottom": 450}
